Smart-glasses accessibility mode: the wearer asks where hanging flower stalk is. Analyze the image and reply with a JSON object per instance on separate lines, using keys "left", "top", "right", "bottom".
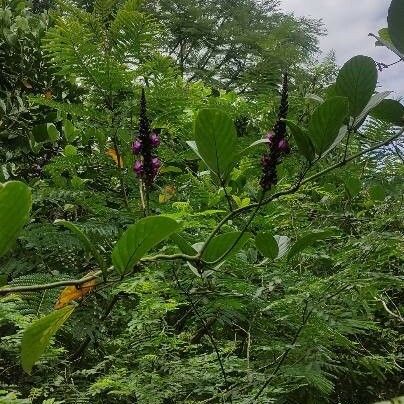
{"left": 260, "top": 72, "right": 291, "bottom": 191}
{"left": 131, "top": 89, "right": 161, "bottom": 214}
{"left": 132, "top": 89, "right": 161, "bottom": 189}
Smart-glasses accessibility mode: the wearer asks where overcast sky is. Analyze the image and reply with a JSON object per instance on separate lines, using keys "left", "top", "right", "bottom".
{"left": 280, "top": 0, "right": 403, "bottom": 96}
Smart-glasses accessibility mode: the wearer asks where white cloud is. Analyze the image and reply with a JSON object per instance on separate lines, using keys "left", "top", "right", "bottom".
{"left": 280, "top": 0, "right": 404, "bottom": 95}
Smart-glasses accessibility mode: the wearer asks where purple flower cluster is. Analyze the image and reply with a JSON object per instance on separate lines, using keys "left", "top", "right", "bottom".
{"left": 132, "top": 89, "right": 161, "bottom": 187}
{"left": 260, "top": 73, "right": 291, "bottom": 191}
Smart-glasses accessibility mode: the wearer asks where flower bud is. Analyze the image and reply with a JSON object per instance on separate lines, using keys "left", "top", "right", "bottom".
{"left": 133, "top": 160, "right": 144, "bottom": 176}
{"left": 277, "top": 138, "right": 290, "bottom": 154}
{"left": 132, "top": 139, "right": 142, "bottom": 154}
{"left": 151, "top": 157, "right": 161, "bottom": 172}
{"left": 150, "top": 133, "right": 160, "bottom": 147}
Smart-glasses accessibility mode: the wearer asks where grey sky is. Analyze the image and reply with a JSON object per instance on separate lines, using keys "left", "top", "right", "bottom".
{"left": 281, "top": 0, "right": 403, "bottom": 96}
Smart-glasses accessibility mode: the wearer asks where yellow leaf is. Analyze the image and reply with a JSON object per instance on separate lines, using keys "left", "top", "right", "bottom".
{"left": 159, "top": 185, "right": 176, "bottom": 203}
{"left": 106, "top": 148, "right": 124, "bottom": 168}
{"left": 55, "top": 275, "right": 97, "bottom": 309}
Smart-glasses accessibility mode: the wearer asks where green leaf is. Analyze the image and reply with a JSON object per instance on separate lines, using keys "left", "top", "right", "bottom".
{"left": 334, "top": 55, "right": 377, "bottom": 118}
{"left": 369, "top": 184, "right": 386, "bottom": 201}
{"left": 285, "top": 120, "right": 315, "bottom": 161}
{"left": 370, "top": 99, "right": 404, "bottom": 124}
{"left": 54, "top": 220, "right": 105, "bottom": 271}
{"left": 46, "top": 123, "right": 60, "bottom": 142}
{"left": 287, "top": 230, "right": 337, "bottom": 260}
{"left": 0, "top": 181, "right": 31, "bottom": 257}
{"left": 308, "top": 97, "right": 349, "bottom": 155}
{"left": 170, "top": 233, "right": 198, "bottom": 256}
{"left": 255, "top": 232, "right": 279, "bottom": 260}
{"left": 32, "top": 123, "right": 49, "bottom": 142}
{"left": 193, "top": 108, "right": 237, "bottom": 181}
{"left": 388, "top": 0, "right": 404, "bottom": 53}
{"left": 353, "top": 91, "right": 392, "bottom": 128}
{"left": 21, "top": 305, "right": 75, "bottom": 374}
{"left": 63, "top": 120, "right": 77, "bottom": 143}
{"left": 64, "top": 145, "right": 77, "bottom": 156}
{"left": 202, "top": 232, "right": 251, "bottom": 263}
{"left": 112, "top": 216, "right": 180, "bottom": 274}
{"left": 343, "top": 176, "right": 361, "bottom": 198}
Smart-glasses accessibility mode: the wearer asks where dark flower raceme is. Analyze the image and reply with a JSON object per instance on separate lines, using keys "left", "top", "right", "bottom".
{"left": 260, "top": 72, "right": 291, "bottom": 191}
{"left": 132, "top": 89, "right": 161, "bottom": 187}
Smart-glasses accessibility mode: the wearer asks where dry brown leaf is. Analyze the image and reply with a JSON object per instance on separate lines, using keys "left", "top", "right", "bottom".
{"left": 106, "top": 148, "right": 124, "bottom": 168}
{"left": 55, "top": 277, "right": 97, "bottom": 309}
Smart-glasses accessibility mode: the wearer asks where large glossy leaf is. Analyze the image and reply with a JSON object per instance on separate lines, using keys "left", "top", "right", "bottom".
{"left": 370, "top": 99, "right": 404, "bottom": 124}
{"left": 308, "top": 97, "right": 348, "bottom": 155}
{"left": 21, "top": 305, "right": 75, "bottom": 374}
{"left": 0, "top": 181, "right": 31, "bottom": 257}
{"left": 287, "top": 230, "right": 337, "bottom": 260}
{"left": 255, "top": 232, "right": 278, "bottom": 260}
{"left": 285, "top": 120, "right": 315, "bottom": 161}
{"left": 112, "top": 216, "right": 180, "bottom": 274}
{"left": 202, "top": 231, "right": 251, "bottom": 263}
{"left": 193, "top": 109, "right": 237, "bottom": 181}
{"left": 334, "top": 56, "right": 377, "bottom": 118}
{"left": 388, "top": 0, "right": 404, "bottom": 53}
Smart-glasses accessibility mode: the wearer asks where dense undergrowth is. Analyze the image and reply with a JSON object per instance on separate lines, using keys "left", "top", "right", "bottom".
{"left": 0, "top": 0, "right": 403, "bottom": 403}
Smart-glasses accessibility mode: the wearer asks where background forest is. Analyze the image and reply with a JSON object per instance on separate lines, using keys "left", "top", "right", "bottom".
{"left": 0, "top": 0, "right": 403, "bottom": 403}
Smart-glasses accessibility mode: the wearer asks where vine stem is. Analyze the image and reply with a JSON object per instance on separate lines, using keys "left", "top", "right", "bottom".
{"left": 1, "top": 129, "right": 402, "bottom": 296}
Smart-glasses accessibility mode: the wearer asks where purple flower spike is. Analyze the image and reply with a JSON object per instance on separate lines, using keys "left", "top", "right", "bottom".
{"left": 150, "top": 132, "right": 160, "bottom": 147}
{"left": 132, "top": 139, "right": 142, "bottom": 154}
{"left": 133, "top": 160, "right": 144, "bottom": 176}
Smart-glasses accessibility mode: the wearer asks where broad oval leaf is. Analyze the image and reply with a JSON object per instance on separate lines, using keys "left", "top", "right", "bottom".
{"left": 193, "top": 108, "right": 237, "bottom": 181}
{"left": 308, "top": 97, "right": 349, "bottom": 155}
{"left": 202, "top": 231, "right": 251, "bottom": 264}
{"left": 287, "top": 230, "right": 337, "bottom": 260}
{"left": 334, "top": 55, "right": 377, "bottom": 119}
{"left": 388, "top": 0, "right": 404, "bottom": 54}
{"left": 370, "top": 99, "right": 404, "bottom": 124}
{"left": 0, "top": 181, "right": 31, "bottom": 257}
{"left": 255, "top": 232, "right": 279, "bottom": 260}
{"left": 21, "top": 305, "right": 75, "bottom": 374}
{"left": 112, "top": 216, "right": 180, "bottom": 274}
{"left": 285, "top": 120, "right": 315, "bottom": 161}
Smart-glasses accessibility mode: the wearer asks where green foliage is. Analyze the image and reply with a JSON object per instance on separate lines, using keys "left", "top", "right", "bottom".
{"left": 192, "top": 108, "right": 237, "bottom": 182}
{"left": 21, "top": 305, "right": 75, "bottom": 374}
{"left": 388, "top": 0, "right": 404, "bottom": 53}
{"left": 0, "top": 0, "right": 403, "bottom": 403}
{"left": 308, "top": 96, "right": 348, "bottom": 155}
{"left": 0, "top": 181, "right": 31, "bottom": 257}
{"left": 334, "top": 55, "right": 378, "bottom": 119}
{"left": 112, "top": 216, "right": 180, "bottom": 274}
